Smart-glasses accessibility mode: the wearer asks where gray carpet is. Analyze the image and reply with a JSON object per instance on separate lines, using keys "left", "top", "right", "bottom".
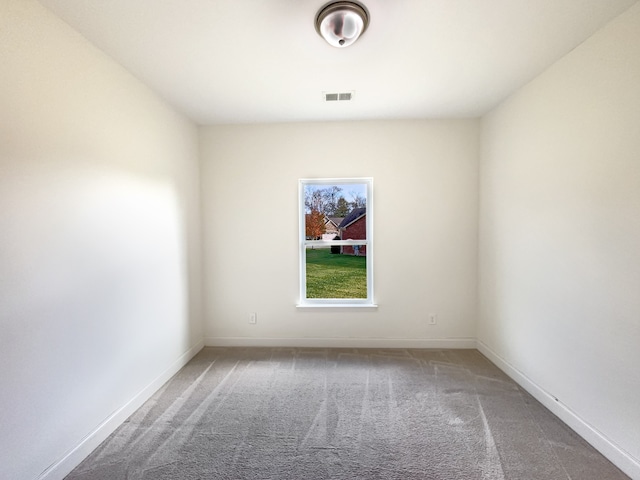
{"left": 66, "top": 348, "right": 629, "bottom": 479}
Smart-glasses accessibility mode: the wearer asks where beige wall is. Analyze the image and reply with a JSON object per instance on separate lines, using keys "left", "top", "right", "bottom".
{"left": 201, "top": 120, "right": 479, "bottom": 347}
{"left": 0, "top": 1, "right": 202, "bottom": 478}
{"left": 3, "top": 0, "right": 639, "bottom": 478}
{"left": 478, "top": 3, "right": 640, "bottom": 477}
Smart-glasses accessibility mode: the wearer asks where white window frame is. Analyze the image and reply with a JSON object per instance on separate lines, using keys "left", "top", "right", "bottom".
{"left": 298, "top": 177, "right": 376, "bottom": 308}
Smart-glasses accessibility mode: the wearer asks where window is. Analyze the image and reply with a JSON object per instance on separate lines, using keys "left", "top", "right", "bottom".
{"left": 298, "top": 178, "right": 375, "bottom": 307}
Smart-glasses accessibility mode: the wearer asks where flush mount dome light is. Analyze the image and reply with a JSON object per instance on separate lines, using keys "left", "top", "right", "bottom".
{"left": 315, "top": 1, "right": 369, "bottom": 48}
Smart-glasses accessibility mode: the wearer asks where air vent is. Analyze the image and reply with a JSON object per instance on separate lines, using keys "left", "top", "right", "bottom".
{"left": 324, "top": 91, "right": 354, "bottom": 102}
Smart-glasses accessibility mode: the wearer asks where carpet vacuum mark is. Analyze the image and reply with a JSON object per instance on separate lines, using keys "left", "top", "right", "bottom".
{"left": 66, "top": 348, "right": 629, "bottom": 480}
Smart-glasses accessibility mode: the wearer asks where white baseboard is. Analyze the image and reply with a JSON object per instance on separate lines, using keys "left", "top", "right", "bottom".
{"left": 204, "top": 336, "right": 477, "bottom": 349}
{"left": 477, "top": 341, "right": 640, "bottom": 480}
{"left": 38, "top": 340, "right": 205, "bottom": 480}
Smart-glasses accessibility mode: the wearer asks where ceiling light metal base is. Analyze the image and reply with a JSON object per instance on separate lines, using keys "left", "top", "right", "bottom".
{"left": 315, "top": 1, "right": 369, "bottom": 48}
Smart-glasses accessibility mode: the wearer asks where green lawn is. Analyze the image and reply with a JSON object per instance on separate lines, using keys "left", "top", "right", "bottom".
{"left": 305, "top": 248, "right": 367, "bottom": 298}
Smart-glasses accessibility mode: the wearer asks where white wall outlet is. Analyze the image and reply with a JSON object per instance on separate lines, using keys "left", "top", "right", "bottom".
{"left": 249, "top": 313, "right": 257, "bottom": 324}
{"left": 429, "top": 313, "right": 437, "bottom": 325}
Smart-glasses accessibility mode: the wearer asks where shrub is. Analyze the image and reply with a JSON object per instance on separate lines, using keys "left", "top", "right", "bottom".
{"left": 331, "top": 235, "right": 341, "bottom": 254}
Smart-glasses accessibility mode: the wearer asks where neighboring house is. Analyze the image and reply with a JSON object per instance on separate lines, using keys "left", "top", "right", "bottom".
{"left": 305, "top": 213, "right": 344, "bottom": 240}
{"left": 338, "top": 207, "right": 366, "bottom": 256}
{"left": 308, "top": 214, "right": 346, "bottom": 241}
{"left": 322, "top": 216, "right": 343, "bottom": 240}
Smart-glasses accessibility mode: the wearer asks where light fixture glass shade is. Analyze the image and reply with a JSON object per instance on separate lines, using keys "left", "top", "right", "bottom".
{"left": 315, "top": 2, "right": 369, "bottom": 48}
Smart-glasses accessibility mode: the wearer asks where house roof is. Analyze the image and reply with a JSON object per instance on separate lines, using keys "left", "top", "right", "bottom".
{"left": 339, "top": 208, "right": 366, "bottom": 229}
{"left": 327, "top": 217, "right": 343, "bottom": 228}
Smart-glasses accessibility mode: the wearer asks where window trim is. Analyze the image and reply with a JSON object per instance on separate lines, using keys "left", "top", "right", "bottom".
{"left": 298, "top": 177, "right": 376, "bottom": 307}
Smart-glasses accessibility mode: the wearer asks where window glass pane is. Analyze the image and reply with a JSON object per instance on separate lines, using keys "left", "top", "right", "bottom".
{"left": 305, "top": 244, "right": 367, "bottom": 299}
{"left": 299, "top": 177, "right": 373, "bottom": 305}
{"left": 304, "top": 183, "right": 367, "bottom": 242}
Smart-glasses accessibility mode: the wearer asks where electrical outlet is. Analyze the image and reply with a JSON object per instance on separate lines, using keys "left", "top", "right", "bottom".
{"left": 429, "top": 313, "right": 437, "bottom": 325}
{"left": 249, "top": 313, "right": 257, "bottom": 324}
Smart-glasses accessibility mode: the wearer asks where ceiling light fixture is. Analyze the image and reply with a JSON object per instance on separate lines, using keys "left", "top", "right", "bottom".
{"left": 315, "top": 1, "right": 370, "bottom": 48}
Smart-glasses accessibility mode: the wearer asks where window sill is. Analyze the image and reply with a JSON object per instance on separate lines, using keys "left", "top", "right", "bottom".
{"left": 296, "top": 303, "right": 378, "bottom": 309}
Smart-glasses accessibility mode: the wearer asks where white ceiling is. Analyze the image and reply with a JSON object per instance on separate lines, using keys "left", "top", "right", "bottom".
{"left": 39, "top": 0, "right": 637, "bottom": 125}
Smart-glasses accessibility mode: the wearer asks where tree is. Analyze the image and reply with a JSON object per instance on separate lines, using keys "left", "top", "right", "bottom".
{"left": 305, "top": 189, "right": 324, "bottom": 213}
{"left": 305, "top": 210, "right": 326, "bottom": 239}
{"left": 305, "top": 186, "right": 343, "bottom": 216}
{"left": 323, "top": 186, "right": 342, "bottom": 216}
{"left": 349, "top": 191, "right": 366, "bottom": 210}
{"left": 334, "top": 196, "right": 350, "bottom": 217}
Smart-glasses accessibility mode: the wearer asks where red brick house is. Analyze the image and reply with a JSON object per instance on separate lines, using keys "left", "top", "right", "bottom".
{"left": 338, "top": 207, "right": 366, "bottom": 256}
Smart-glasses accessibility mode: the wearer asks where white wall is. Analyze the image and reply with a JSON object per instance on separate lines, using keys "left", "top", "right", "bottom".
{"left": 478, "top": 3, "right": 640, "bottom": 477}
{"left": 0, "top": 1, "right": 203, "bottom": 479}
{"left": 201, "top": 120, "right": 479, "bottom": 347}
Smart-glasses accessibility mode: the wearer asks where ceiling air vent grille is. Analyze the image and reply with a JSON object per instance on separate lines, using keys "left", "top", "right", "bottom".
{"left": 324, "top": 91, "right": 354, "bottom": 102}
